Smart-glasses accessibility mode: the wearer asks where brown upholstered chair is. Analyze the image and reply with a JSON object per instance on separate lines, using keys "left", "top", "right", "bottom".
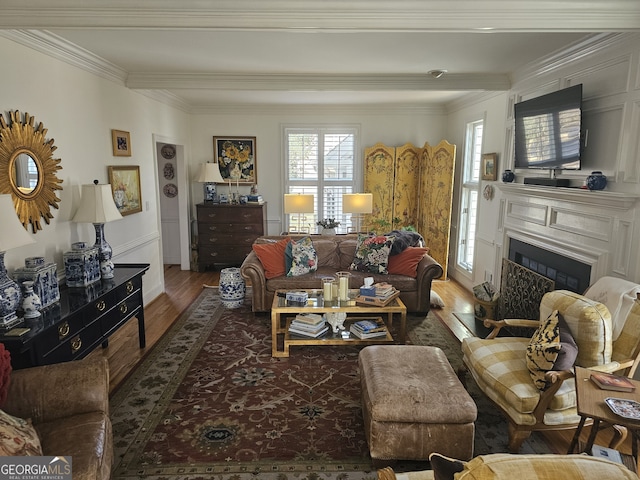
{"left": 461, "top": 287, "right": 640, "bottom": 452}
{"left": 4, "top": 356, "right": 113, "bottom": 480}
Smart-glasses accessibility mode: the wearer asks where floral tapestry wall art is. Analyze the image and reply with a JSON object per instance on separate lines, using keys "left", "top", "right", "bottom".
{"left": 213, "top": 136, "right": 256, "bottom": 184}
{"left": 108, "top": 165, "right": 142, "bottom": 216}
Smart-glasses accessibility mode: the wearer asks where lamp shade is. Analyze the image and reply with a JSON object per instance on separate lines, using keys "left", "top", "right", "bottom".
{"left": 72, "top": 182, "right": 123, "bottom": 224}
{"left": 195, "top": 163, "right": 225, "bottom": 183}
{"left": 0, "top": 194, "right": 35, "bottom": 251}
{"left": 342, "top": 193, "right": 373, "bottom": 214}
{"left": 284, "top": 194, "right": 314, "bottom": 214}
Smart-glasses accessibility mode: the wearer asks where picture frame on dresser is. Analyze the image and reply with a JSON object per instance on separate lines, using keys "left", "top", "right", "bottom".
{"left": 213, "top": 136, "right": 257, "bottom": 185}
{"left": 108, "top": 165, "right": 142, "bottom": 216}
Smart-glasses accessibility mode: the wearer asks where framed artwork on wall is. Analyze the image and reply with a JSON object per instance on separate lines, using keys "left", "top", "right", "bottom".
{"left": 108, "top": 165, "right": 142, "bottom": 216}
{"left": 481, "top": 153, "right": 498, "bottom": 181}
{"left": 213, "top": 136, "right": 256, "bottom": 184}
{"left": 111, "top": 129, "right": 132, "bottom": 157}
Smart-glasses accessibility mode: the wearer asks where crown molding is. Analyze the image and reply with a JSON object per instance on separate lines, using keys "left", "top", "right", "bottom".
{"left": 125, "top": 72, "right": 510, "bottom": 92}
{"left": 0, "top": 30, "right": 127, "bottom": 84}
{"left": 0, "top": 1, "right": 638, "bottom": 31}
{"left": 189, "top": 103, "right": 447, "bottom": 116}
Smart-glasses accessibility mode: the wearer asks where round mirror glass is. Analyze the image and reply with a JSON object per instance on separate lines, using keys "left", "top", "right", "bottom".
{"left": 11, "top": 151, "right": 40, "bottom": 196}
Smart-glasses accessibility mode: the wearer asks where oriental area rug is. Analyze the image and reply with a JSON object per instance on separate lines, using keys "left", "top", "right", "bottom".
{"left": 110, "top": 289, "right": 552, "bottom": 480}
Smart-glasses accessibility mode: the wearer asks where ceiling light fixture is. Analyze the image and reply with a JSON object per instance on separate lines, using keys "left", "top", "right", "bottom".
{"left": 428, "top": 69, "right": 448, "bottom": 79}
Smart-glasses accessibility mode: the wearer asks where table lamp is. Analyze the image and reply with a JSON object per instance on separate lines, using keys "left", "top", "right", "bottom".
{"left": 195, "top": 162, "right": 225, "bottom": 203}
{"left": 72, "top": 180, "right": 123, "bottom": 279}
{"left": 283, "top": 193, "right": 314, "bottom": 233}
{"left": 0, "top": 194, "right": 36, "bottom": 328}
{"left": 342, "top": 193, "right": 373, "bottom": 233}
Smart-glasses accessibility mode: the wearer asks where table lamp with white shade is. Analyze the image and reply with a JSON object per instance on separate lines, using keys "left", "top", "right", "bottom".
{"left": 195, "top": 162, "right": 225, "bottom": 203}
{"left": 283, "top": 193, "right": 314, "bottom": 233}
{"left": 72, "top": 180, "right": 123, "bottom": 279}
{"left": 0, "top": 194, "right": 35, "bottom": 328}
{"left": 342, "top": 193, "right": 373, "bottom": 233}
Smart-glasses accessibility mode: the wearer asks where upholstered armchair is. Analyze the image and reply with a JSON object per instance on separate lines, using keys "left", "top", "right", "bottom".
{"left": 461, "top": 284, "right": 640, "bottom": 452}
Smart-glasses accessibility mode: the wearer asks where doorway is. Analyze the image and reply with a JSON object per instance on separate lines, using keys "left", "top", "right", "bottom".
{"left": 153, "top": 134, "right": 190, "bottom": 271}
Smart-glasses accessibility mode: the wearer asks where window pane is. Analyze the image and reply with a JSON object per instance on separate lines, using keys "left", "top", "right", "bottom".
{"left": 324, "top": 134, "right": 354, "bottom": 180}
{"left": 288, "top": 133, "right": 318, "bottom": 180}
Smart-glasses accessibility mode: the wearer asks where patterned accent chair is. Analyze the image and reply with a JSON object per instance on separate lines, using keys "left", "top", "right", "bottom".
{"left": 461, "top": 288, "right": 640, "bottom": 452}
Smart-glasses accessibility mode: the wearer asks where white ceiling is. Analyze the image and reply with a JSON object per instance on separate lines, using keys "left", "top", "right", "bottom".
{"left": 1, "top": 0, "right": 639, "bottom": 109}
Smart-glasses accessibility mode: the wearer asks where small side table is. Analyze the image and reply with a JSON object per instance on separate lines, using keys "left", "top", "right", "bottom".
{"left": 568, "top": 366, "right": 640, "bottom": 471}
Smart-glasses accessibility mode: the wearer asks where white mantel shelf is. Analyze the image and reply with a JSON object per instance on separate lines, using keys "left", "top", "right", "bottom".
{"left": 498, "top": 183, "right": 639, "bottom": 210}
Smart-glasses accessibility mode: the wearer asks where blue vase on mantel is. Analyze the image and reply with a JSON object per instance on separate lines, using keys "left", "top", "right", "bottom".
{"left": 502, "top": 169, "right": 515, "bottom": 183}
{"left": 586, "top": 171, "right": 607, "bottom": 191}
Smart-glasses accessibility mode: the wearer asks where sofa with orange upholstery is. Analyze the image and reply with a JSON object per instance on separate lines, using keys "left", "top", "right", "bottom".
{"left": 240, "top": 234, "right": 443, "bottom": 313}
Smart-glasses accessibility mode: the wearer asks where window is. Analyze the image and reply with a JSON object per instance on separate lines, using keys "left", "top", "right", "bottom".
{"left": 457, "top": 119, "right": 483, "bottom": 272}
{"left": 284, "top": 126, "right": 359, "bottom": 233}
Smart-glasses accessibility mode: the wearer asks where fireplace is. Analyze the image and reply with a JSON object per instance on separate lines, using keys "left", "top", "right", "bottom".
{"left": 508, "top": 239, "right": 591, "bottom": 294}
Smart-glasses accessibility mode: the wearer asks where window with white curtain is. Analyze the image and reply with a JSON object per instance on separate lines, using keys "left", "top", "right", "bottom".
{"left": 284, "top": 126, "right": 359, "bottom": 233}
{"left": 457, "top": 119, "right": 483, "bottom": 272}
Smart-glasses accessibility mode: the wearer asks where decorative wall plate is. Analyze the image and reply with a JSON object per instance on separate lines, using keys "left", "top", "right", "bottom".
{"left": 163, "top": 162, "right": 175, "bottom": 180}
{"left": 483, "top": 184, "right": 494, "bottom": 201}
{"left": 161, "top": 144, "right": 176, "bottom": 159}
{"left": 163, "top": 183, "right": 178, "bottom": 198}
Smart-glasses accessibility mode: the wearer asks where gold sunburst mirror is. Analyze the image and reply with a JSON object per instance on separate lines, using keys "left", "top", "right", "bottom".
{"left": 0, "top": 111, "right": 63, "bottom": 233}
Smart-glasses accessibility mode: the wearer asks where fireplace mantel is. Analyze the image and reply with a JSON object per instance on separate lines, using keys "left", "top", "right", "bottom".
{"left": 498, "top": 184, "right": 639, "bottom": 210}
{"left": 497, "top": 182, "right": 640, "bottom": 283}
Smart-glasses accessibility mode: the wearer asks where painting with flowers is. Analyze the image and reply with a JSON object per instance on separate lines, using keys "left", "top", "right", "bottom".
{"left": 213, "top": 136, "right": 256, "bottom": 184}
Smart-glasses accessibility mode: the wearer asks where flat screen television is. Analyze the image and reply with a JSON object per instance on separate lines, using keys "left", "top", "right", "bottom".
{"left": 514, "top": 84, "right": 583, "bottom": 170}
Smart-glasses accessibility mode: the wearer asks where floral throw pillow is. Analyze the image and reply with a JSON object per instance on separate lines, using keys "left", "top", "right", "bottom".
{"left": 0, "top": 409, "right": 43, "bottom": 455}
{"left": 349, "top": 234, "right": 396, "bottom": 274}
{"left": 287, "top": 236, "right": 318, "bottom": 277}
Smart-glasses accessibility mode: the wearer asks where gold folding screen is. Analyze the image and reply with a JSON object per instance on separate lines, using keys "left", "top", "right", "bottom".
{"left": 364, "top": 140, "right": 456, "bottom": 279}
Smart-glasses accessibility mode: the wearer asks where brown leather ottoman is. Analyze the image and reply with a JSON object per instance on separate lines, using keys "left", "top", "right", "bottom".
{"left": 358, "top": 345, "right": 477, "bottom": 465}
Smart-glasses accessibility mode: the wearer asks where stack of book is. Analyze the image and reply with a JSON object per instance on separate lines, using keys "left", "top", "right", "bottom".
{"left": 349, "top": 318, "right": 388, "bottom": 339}
{"left": 288, "top": 313, "right": 329, "bottom": 338}
{"left": 373, "top": 283, "right": 396, "bottom": 299}
{"left": 247, "top": 194, "right": 264, "bottom": 204}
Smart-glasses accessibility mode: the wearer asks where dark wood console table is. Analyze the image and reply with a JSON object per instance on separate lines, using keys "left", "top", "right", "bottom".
{"left": 1, "top": 263, "right": 149, "bottom": 369}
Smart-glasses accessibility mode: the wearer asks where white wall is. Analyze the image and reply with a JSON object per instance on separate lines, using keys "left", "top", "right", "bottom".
{"left": 0, "top": 36, "right": 191, "bottom": 304}
{"left": 446, "top": 33, "right": 640, "bottom": 291}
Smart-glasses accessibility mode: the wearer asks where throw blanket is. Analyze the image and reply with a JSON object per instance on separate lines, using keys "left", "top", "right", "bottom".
{"left": 384, "top": 230, "right": 425, "bottom": 255}
{"left": 584, "top": 276, "right": 640, "bottom": 340}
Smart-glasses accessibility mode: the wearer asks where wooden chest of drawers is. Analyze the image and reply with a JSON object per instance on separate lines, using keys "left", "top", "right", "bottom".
{"left": 197, "top": 203, "right": 267, "bottom": 270}
{"left": 1, "top": 264, "right": 148, "bottom": 369}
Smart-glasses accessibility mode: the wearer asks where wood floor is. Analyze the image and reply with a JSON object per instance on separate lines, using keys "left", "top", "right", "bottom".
{"left": 89, "top": 266, "right": 631, "bottom": 460}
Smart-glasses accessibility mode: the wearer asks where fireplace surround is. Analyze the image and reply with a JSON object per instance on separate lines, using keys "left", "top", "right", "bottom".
{"left": 498, "top": 184, "right": 640, "bottom": 287}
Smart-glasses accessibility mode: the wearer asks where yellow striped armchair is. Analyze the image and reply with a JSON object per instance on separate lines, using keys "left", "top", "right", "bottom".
{"left": 461, "top": 288, "right": 640, "bottom": 452}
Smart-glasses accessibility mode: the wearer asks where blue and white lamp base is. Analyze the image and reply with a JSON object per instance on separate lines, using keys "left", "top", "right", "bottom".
{"left": 0, "top": 251, "right": 23, "bottom": 329}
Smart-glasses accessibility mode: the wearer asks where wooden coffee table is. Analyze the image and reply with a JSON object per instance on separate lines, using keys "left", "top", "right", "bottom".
{"left": 568, "top": 366, "right": 640, "bottom": 471}
{"left": 270, "top": 289, "right": 407, "bottom": 357}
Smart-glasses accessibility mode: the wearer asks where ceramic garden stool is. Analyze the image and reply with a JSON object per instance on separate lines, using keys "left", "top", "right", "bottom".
{"left": 219, "top": 267, "right": 246, "bottom": 308}
{"left": 358, "top": 345, "right": 477, "bottom": 466}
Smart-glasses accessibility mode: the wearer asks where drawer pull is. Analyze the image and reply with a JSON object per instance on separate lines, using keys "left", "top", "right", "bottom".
{"left": 71, "top": 336, "right": 82, "bottom": 353}
{"left": 58, "top": 322, "right": 70, "bottom": 339}
{"left": 96, "top": 300, "right": 106, "bottom": 312}
{"left": 126, "top": 281, "right": 134, "bottom": 294}
{"left": 209, "top": 252, "right": 219, "bottom": 257}
{"left": 207, "top": 213, "right": 218, "bottom": 218}
{"left": 120, "top": 302, "right": 128, "bottom": 314}
{"left": 207, "top": 225, "right": 218, "bottom": 231}
{"left": 208, "top": 237, "right": 218, "bottom": 243}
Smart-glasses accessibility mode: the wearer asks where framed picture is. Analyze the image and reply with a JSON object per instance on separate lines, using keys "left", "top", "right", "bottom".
{"left": 481, "top": 153, "right": 498, "bottom": 181}
{"left": 111, "top": 129, "right": 132, "bottom": 157}
{"left": 213, "top": 136, "right": 256, "bottom": 184}
{"left": 108, "top": 165, "right": 142, "bottom": 216}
